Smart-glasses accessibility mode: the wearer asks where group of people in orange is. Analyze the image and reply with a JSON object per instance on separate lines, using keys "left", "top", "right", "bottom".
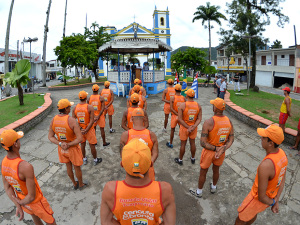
{"left": 0, "top": 78, "right": 289, "bottom": 225}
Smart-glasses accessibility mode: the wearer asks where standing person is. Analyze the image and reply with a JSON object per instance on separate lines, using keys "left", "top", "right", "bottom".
{"left": 127, "top": 85, "right": 147, "bottom": 110}
{"left": 138, "top": 80, "right": 147, "bottom": 96}
{"left": 233, "top": 72, "right": 241, "bottom": 92}
{"left": 162, "top": 79, "right": 175, "bottom": 132}
{"left": 235, "top": 125, "right": 288, "bottom": 225}
{"left": 100, "top": 138, "right": 176, "bottom": 225}
{"left": 126, "top": 62, "right": 130, "bottom": 71}
{"left": 131, "top": 62, "right": 136, "bottom": 81}
{"left": 219, "top": 76, "right": 227, "bottom": 99}
{"left": 119, "top": 63, "right": 125, "bottom": 71}
{"left": 166, "top": 84, "right": 185, "bottom": 148}
{"left": 279, "top": 87, "right": 292, "bottom": 132}
{"left": 1, "top": 130, "right": 57, "bottom": 225}
{"left": 100, "top": 81, "right": 115, "bottom": 133}
{"left": 175, "top": 89, "right": 202, "bottom": 165}
{"left": 48, "top": 99, "right": 87, "bottom": 190}
{"left": 213, "top": 76, "right": 218, "bottom": 94}
{"left": 120, "top": 108, "right": 158, "bottom": 181}
{"left": 128, "top": 78, "right": 140, "bottom": 96}
{"left": 87, "top": 84, "right": 110, "bottom": 147}
{"left": 289, "top": 118, "right": 300, "bottom": 155}
{"left": 73, "top": 91, "right": 102, "bottom": 166}
{"left": 122, "top": 93, "right": 149, "bottom": 130}
{"left": 216, "top": 75, "right": 222, "bottom": 97}
{"left": 143, "top": 62, "right": 149, "bottom": 71}
{"left": 189, "top": 97, "right": 234, "bottom": 198}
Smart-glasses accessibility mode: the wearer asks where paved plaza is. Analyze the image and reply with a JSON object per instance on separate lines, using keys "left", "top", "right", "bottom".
{"left": 0, "top": 85, "right": 299, "bottom": 225}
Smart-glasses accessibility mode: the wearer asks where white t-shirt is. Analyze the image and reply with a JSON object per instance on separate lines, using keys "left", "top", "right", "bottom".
{"left": 220, "top": 81, "right": 227, "bottom": 91}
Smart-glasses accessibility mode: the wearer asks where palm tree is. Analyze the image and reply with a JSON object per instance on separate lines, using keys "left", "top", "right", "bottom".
{"left": 193, "top": 2, "right": 226, "bottom": 66}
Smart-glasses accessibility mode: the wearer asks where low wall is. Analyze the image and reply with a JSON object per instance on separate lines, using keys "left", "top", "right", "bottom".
{"left": 48, "top": 82, "right": 104, "bottom": 91}
{"left": 0, "top": 93, "right": 53, "bottom": 134}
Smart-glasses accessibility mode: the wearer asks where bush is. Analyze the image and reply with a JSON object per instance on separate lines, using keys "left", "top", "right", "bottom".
{"left": 253, "top": 86, "right": 259, "bottom": 92}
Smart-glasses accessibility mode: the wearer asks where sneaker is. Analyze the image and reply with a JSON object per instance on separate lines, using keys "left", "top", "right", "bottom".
{"left": 166, "top": 142, "right": 173, "bottom": 148}
{"left": 174, "top": 158, "right": 183, "bottom": 166}
{"left": 83, "top": 158, "right": 88, "bottom": 165}
{"left": 93, "top": 158, "right": 102, "bottom": 166}
{"left": 103, "top": 142, "right": 110, "bottom": 147}
{"left": 210, "top": 182, "right": 217, "bottom": 194}
{"left": 190, "top": 157, "right": 195, "bottom": 164}
{"left": 189, "top": 188, "right": 202, "bottom": 198}
{"left": 78, "top": 181, "right": 89, "bottom": 191}
{"left": 110, "top": 129, "right": 115, "bottom": 133}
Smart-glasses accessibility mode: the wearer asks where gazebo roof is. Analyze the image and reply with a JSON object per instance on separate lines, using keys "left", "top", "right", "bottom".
{"left": 98, "top": 38, "right": 172, "bottom": 54}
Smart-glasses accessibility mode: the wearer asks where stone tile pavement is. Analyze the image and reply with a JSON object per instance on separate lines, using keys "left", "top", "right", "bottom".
{"left": 0, "top": 86, "right": 299, "bottom": 225}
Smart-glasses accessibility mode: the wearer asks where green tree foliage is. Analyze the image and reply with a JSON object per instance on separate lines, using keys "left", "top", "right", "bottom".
{"left": 219, "top": 0, "right": 289, "bottom": 88}
{"left": 271, "top": 39, "right": 282, "bottom": 49}
{"left": 54, "top": 34, "right": 97, "bottom": 84}
{"left": 4, "top": 59, "right": 30, "bottom": 105}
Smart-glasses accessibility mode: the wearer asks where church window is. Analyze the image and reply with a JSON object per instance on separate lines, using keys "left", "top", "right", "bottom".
{"left": 160, "top": 17, "right": 164, "bottom": 26}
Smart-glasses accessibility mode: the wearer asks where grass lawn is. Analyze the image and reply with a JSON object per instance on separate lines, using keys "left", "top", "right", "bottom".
{"left": 0, "top": 94, "right": 45, "bottom": 128}
{"left": 54, "top": 77, "right": 107, "bottom": 86}
{"left": 228, "top": 89, "right": 300, "bottom": 130}
{"left": 165, "top": 75, "right": 213, "bottom": 83}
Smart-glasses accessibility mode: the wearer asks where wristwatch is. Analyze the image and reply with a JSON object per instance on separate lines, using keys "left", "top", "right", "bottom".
{"left": 59, "top": 142, "right": 62, "bottom": 147}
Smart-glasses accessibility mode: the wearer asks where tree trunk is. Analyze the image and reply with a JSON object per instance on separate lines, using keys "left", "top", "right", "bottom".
{"left": 93, "top": 60, "right": 98, "bottom": 80}
{"left": 17, "top": 82, "right": 24, "bottom": 105}
{"left": 62, "top": 0, "right": 68, "bottom": 86}
{"left": 208, "top": 20, "right": 211, "bottom": 67}
{"left": 250, "top": 48, "right": 256, "bottom": 88}
{"left": 5, "top": 0, "right": 14, "bottom": 97}
{"left": 42, "top": 0, "right": 52, "bottom": 87}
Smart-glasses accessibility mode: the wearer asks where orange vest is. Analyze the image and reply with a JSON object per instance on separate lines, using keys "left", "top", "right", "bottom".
{"left": 207, "top": 116, "right": 232, "bottom": 147}
{"left": 127, "top": 107, "right": 137, "bottom": 129}
{"left": 183, "top": 101, "right": 200, "bottom": 126}
{"left": 1, "top": 156, "right": 43, "bottom": 203}
{"left": 251, "top": 148, "right": 288, "bottom": 199}
{"left": 127, "top": 129, "right": 153, "bottom": 150}
{"left": 165, "top": 87, "right": 175, "bottom": 103}
{"left": 52, "top": 115, "right": 76, "bottom": 142}
{"left": 74, "top": 103, "right": 90, "bottom": 129}
{"left": 172, "top": 95, "right": 185, "bottom": 115}
{"left": 101, "top": 89, "right": 111, "bottom": 106}
{"left": 112, "top": 180, "right": 164, "bottom": 225}
{"left": 89, "top": 95, "right": 102, "bottom": 116}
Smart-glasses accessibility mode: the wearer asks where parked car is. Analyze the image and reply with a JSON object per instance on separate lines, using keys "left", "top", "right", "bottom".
{"left": 57, "top": 75, "right": 63, "bottom": 80}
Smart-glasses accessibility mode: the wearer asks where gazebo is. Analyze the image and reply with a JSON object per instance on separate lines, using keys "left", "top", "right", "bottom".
{"left": 98, "top": 37, "right": 172, "bottom": 95}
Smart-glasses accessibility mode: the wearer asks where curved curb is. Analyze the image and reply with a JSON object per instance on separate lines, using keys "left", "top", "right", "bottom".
{"left": 224, "top": 91, "right": 297, "bottom": 145}
{"left": 48, "top": 82, "right": 104, "bottom": 91}
{"left": 0, "top": 93, "right": 53, "bottom": 134}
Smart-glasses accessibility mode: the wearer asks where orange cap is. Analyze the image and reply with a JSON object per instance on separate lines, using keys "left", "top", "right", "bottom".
{"left": 133, "top": 85, "right": 141, "bottom": 93}
{"left": 167, "top": 79, "right": 174, "bottom": 84}
{"left": 104, "top": 81, "right": 110, "bottom": 87}
{"left": 92, "top": 84, "right": 99, "bottom": 91}
{"left": 57, "top": 99, "right": 74, "bottom": 110}
{"left": 0, "top": 130, "right": 24, "bottom": 150}
{"left": 257, "top": 124, "right": 284, "bottom": 145}
{"left": 185, "top": 89, "right": 195, "bottom": 97}
{"left": 122, "top": 138, "right": 151, "bottom": 178}
{"left": 175, "top": 84, "right": 182, "bottom": 91}
{"left": 78, "top": 91, "right": 88, "bottom": 99}
{"left": 132, "top": 108, "right": 144, "bottom": 117}
{"left": 210, "top": 97, "right": 226, "bottom": 110}
{"left": 130, "top": 93, "right": 140, "bottom": 103}
{"left": 134, "top": 79, "right": 140, "bottom": 84}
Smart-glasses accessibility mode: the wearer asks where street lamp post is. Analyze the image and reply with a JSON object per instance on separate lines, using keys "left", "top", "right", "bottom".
{"left": 23, "top": 37, "right": 38, "bottom": 96}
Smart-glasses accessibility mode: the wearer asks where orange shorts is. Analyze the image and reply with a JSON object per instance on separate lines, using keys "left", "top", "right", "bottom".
{"left": 279, "top": 112, "right": 289, "bottom": 125}
{"left": 179, "top": 125, "right": 197, "bottom": 141}
{"left": 82, "top": 126, "right": 97, "bottom": 144}
{"left": 58, "top": 144, "right": 83, "bottom": 166}
{"left": 94, "top": 114, "right": 105, "bottom": 128}
{"left": 22, "top": 196, "right": 55, "bottom": 224}
{"left": 164, "top": 103, "right": 171, "bottom": 114}
{"left": 104, "top": 104, "right": 114, "bottom": 116}
{"left": 171, "top": 115, "right": 179, "bottom": 128}
{"left": 200, "top": 148, "right": 226, "bottom": 169}
{"left": 148, "top": 165, "right": 155, "bottom": 181}
{"left": 238, "top": 192, "right": 268, "bottom": 222}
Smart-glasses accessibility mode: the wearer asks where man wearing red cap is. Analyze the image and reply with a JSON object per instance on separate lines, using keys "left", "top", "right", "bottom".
{"left": 235, "top": 124, "right": 288, "bottom": 225}
{"left": 190, "top": 97, "right": 234, "bottom": 198}
{"left": 162, "top": 79, "right": 175, "bottom": 132}
{"left": 73, "top": 91, "right": 103, "bottom": 166}
{"left": 100, "top": 138, "right": 176, "bottom": 224}
{"left": 1, "top": 130, "right": 57, "bottom": 224}
{"left": 175, "top": 89, "right": 202, "bottom": 165}
{"left": 48, "top": 99, "right": 87, "bottom": 190}
{"left": 100, "top": 81, "right": 115, "bottom": 133}
{"left": 279, "top": 87, "right": 292, "bottom": 132}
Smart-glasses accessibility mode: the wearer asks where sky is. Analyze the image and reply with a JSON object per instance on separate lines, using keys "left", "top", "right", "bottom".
{"left": 0, "top": 0, "right": 299, "bottom": 61}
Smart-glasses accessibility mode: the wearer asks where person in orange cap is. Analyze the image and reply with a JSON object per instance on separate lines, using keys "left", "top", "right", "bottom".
{"left": 175, "top": 89, "right": 202, "bottom": 166}
{"left": 73, "top": 91, "right": 103, "bottom": 166}
{"left": 100, "top": 138, "right": 176, "bottom": 225}
{"left": 279, "top": 87, "right": 292, "bottom": 132}
{"left": 189, "top": 97, "right": 234, "bottom": 198}
{"left": 127, "top": 85, "right": 147, "bottom": 110}
{"left": 128, "top": 79, "right": 141, "bottom": 96}
{"left": 122, "top": 93, "right": 149, "bottom": 131}
{"left": 120, "top": 108, "right": 158, "bottom": 181}
{"left": 162, "top": 79, "right": 175, "bottom": 132}
{"left": 235, "top": 124, "right": 288, "bottom": 225}
{"left": 166, "top": 84, "right": 185, "bottom": 148}
{"left": 48, "top": 99, "right": 87, "bottom": 190}
{"left": 87, "top": 85, "right": 110, "bottom": 147}
{"left": 1, "top": 130, "right": 57, "bottom": 224}
{"left": 138, "top": 79, "right": 147, "bottom": 96}
{"left": 100, "top": 81, "right": 115, "bottom": 133}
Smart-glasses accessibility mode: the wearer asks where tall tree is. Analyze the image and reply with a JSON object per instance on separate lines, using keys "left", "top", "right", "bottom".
{"left": 42, "top": 0, "right": 52, "bottom": 87}
{"left": 193, "top": 2, "right": 226, "bottom": 67}
{"left": 4, "top": 0, "right": 14, "bottom": 96}
{"left": 219, "top": 0, "right": 289, "bottom": 88}
{"left": 271, "top": 39, "right": 282, "bottom": 49}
